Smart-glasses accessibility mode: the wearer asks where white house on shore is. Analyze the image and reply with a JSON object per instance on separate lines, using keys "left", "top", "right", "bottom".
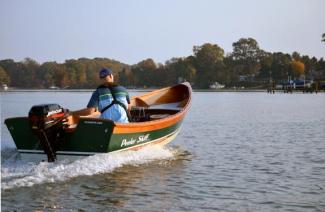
{"left": 2, "top": 84, "right": 8, "bottom": 90}
{"left": 210, "top": 82, "right": 225, "bottom": 89}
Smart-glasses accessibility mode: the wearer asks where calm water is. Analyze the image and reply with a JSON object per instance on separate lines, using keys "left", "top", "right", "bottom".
{"left": 1, "top": 91, "right": 325, "bottom": 211}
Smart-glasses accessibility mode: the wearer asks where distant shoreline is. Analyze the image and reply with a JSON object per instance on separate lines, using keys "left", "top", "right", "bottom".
{"left": 2, "top": 89, "right": 322, "bottom": 93}
{"left": 1, "top": 88, "right": 266, "bottom": 92}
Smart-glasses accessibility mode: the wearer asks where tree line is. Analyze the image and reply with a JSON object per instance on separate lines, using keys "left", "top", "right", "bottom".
{"left": 1, "top": 36, "right": 325, "bottom": 89}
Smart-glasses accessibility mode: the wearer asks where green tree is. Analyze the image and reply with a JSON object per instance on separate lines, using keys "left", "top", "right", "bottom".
{"left": 270, "top": 52, "right": 292, "bottom": 81}
{"left": 0, "top": 59, "right": 22, "bottom": 87}
{"left": 132, "top": 58, "right": 158, "bottom": 87}
{"left": 22, "top": 58, "right": 41, "bottom": 88}
{"left": 0, "top": 66, "right": 10, "bottom": 85}
{"left": 65, "top": 59, "right": 87, "bottom": 88}
{"left": 54, "top": 66, "right": 69, "bottom": 88}
{"left": 257, "top": 52, "right": 273, "bottom": 79}
{"left": 231, "top": 38, "right": 263, "bottom": 76}
{"left": 315, "top": 58, "right": 325, "bottom": 80}
{"left": 193, "top": 43, "right": 225, "bottom": 88}
{"left": 164, "top": 57, "right": 196, "bottom": 85}
{"left": 39, "top": 62, "right": 58, "bottom": 88}
{"left": 136, "top": 58, "right": 157, "bottom": 71}
{"left": 221, "top": 56, "right": 238, "bottom": 85}
{"left": 300, "top": 55, "right": 317, "bottom": 79}
{"left": 292, "top": 51, "right": 301, "bottom": 61}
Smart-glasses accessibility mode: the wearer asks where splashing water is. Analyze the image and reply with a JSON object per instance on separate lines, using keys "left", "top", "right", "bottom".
{"left": 1, "top": 145, "right": 177, "bottom": 190}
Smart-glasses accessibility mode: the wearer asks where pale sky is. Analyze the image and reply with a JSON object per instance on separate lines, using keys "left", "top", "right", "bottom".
{"left": 0, "top": 0, "right": 324, "bottom": 65}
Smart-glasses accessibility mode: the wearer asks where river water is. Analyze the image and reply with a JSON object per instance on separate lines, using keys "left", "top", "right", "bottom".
{"left": 1, "top": 91, "right": 325, "bottom": 211}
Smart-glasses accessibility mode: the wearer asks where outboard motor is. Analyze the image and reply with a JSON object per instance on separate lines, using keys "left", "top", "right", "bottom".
{"left": 28, "top": 104, "right": 69, "bottom": 162}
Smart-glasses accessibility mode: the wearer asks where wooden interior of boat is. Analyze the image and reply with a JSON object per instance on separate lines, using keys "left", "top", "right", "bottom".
{"left": 134, "top": 84, "right": 190, "bottom": 121}
{"left": 68, "top": 83, "right": 190, "bottom": 127}
{"left": 130, "top": 84, "right": 190, "bottom": 108}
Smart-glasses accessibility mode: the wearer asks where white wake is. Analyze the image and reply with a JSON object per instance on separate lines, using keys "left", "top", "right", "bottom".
{"left": 1, "top": 145, "right": 176, "bottom": 190}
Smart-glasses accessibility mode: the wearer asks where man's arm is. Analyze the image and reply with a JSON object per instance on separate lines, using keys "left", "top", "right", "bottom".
{"left": 71, "top": 107, "right": 97, "bottom": 116}
{"left": 65, "top": 107, "right": 97, "bottom": 126}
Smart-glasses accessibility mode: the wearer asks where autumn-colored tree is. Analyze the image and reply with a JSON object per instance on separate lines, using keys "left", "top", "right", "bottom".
{"left": 291, "top": 60, "right": 305, "bottom": 78}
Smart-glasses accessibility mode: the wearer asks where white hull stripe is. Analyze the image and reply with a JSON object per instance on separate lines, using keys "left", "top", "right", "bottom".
{"left": 17, "top": 150, "right": 99, "bottom": 156}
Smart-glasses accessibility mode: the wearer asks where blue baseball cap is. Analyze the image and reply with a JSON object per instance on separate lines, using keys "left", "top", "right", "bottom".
{"left": 99, "top": 68, "right": 113, "bottom": 78}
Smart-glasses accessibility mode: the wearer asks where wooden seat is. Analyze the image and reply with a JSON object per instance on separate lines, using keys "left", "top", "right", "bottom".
{"left": 150, "top": 114, "right": 170, "bottom": 120}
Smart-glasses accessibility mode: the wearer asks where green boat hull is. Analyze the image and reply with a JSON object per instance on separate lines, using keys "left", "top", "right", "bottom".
{"left": 5, "top": 117, "right": 182, "bottom": 160}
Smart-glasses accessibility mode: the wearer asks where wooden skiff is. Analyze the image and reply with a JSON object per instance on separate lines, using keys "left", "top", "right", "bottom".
{"left": 4, "top": 83, "right": 192, "bottom": 162}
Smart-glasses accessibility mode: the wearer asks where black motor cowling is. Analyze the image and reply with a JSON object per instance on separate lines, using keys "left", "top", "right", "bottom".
{"left": 28, "top": 104, "right": 69, "bottom": 162}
